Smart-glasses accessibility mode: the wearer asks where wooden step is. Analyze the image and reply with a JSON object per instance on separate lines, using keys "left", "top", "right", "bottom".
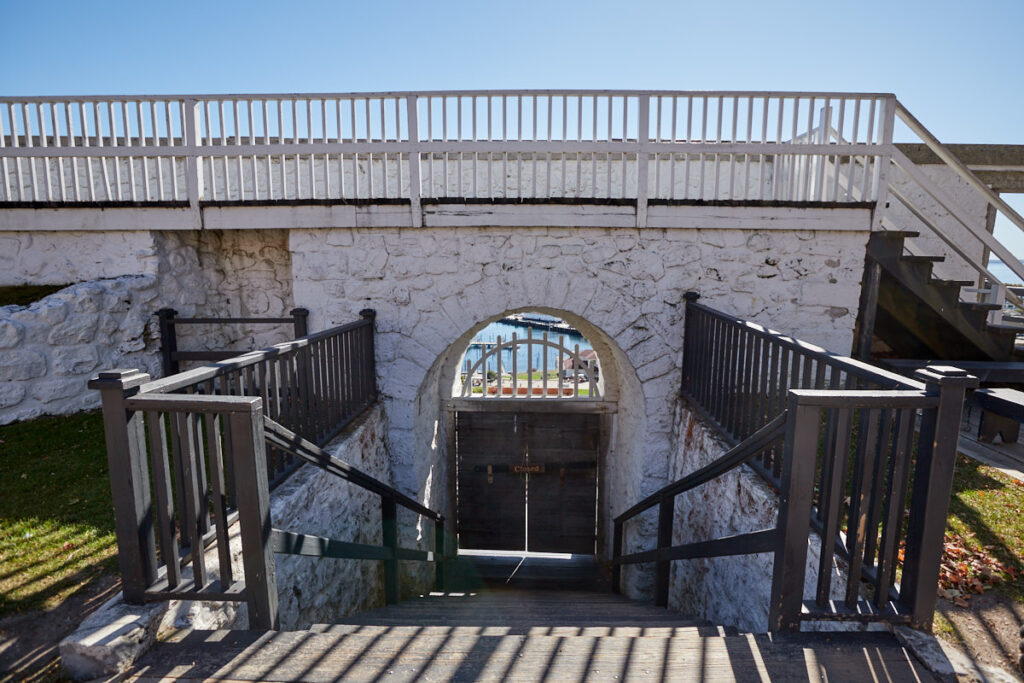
{"left": 131, "top": 628, "right": 935, "bottom": 682}
{"left": 900, "top": 254, "right": 945, "bottom": 263}
{"left": 961, "top": 301, "right": 1003, "bottom": 311}
{"left": 930, "top": 278, "right": 975, "bottom": 288}
{"left": 308, "top": 623, "right": 733, "bottom": 637}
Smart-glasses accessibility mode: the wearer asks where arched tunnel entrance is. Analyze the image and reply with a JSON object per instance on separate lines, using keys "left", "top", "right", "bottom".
{"left": 448, "top": 313, "right": 614, "bottom": 556}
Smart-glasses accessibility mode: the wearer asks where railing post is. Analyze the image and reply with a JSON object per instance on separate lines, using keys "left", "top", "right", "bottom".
{"left": 769, "top": 393, "right": 820, "bottom": 632}
{"left": 682, "top": 291, "right": 701, "bottom": 392}
{"left": 433, "top": 517, "right": 446, "bottom": 592}
{"left": 381, "top": 496, "right": 399, "bottom": 604}
{"left": 229, "top": 397, "right": 279, "bottom": 630}
{"left": 901, "top": 365, "right": 977, "bottom": 630}
{"left": 654, "top": 495, "right": 674, "bottom": 607}
{"left": 635, "top": 94, "right": 650, "bottom": 229}
{"left": 156, "top": 308, "right": 179, "bottom": 377}
{"left": 406, "top": 95, "right": 423, "bottom": 228}
{"left": 182, "top": 98, "right": 203, "bottom": 227}
{"left": 871, "top": 95, "right": 896, "bottom": 231}
{"left": 88, "top": 369, "right": 158, "bottom": 603}
{"left": 360, "top": 308, "right": 377, "bottom": 403}
{"left": 290, "top": 307, "right": 309, "bottom": 338}
{"left": 611, "top": 519, "right": 623, "bottom": 594}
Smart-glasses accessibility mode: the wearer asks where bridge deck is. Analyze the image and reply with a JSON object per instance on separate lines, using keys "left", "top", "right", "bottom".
{"left": 129, "top": 585, "right": 934, "bottom": 682}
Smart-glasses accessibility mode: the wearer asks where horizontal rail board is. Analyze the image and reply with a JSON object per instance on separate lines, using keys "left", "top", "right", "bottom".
{"left": 143, "top": 578, "right": 247, "bottom": 603}
{"left": 125, "top": 392, "right": 262, "bottom": 413}
{"left": 615, "top": 529, "right": 777, "bottom": 566}
{"left": 788, "top": 389, "right": 937, "bottom": 409}
{"left": 168, "top": 317, "right": 298, "bottom": 325}
{"left": 272, "top": 529, "right": 392, "bottom": 561}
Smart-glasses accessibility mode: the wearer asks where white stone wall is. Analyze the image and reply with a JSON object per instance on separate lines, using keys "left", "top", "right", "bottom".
{"left": 0, "top": 276, "right": 164, "bottom": 422}
{"left": 664, "top": 404, "right": 846, "bottom": 633}
{"left": 0, "top": 230, "right": 160, "bottom": 286}
{"left": 289, "top": 224, "right": 869, "bottom": 581}
{"left": 269, "top": 404, "right": 395, "bottom": 630}
{"left": 0, "top": 229, "right": 295, "bottom": 424}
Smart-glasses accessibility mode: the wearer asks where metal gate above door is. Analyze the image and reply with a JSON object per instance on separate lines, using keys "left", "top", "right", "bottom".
{"left": 455, "top": 411, "right": 599, "bottom": 554}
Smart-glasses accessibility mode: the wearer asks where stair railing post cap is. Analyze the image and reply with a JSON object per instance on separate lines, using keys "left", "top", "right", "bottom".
{"left": 88, "top": 368, "right": 152, "bottom": 390}
{"left": 914, "top": 365, "right": 980, "bottom": 389}
{"left": 684, "top": 291, "right": 701, "bottom": 302}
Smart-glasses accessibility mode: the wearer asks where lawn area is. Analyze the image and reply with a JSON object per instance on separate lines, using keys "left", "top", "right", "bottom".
{"left": 0, "top": 411, "right": 117, "bottom": 617}
{"left": 939, "top": 455, "right": 1024, "bottom": 604}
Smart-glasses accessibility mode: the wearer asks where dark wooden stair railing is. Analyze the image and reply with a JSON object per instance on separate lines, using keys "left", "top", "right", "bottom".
{"left": 611, "top": 293, "right": 977, "bottom": 632}
{"left": 91, "top": 310, "right": 448, "bottom": 631}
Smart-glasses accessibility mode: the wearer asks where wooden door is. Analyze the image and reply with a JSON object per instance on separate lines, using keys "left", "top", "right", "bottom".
{"left": 455, "top": 412, "right": 526, "bottom": 550}
{"left": 455, "top": 411, "right": 598, "bottom": 554}
{"left": 525, "top": 412, "right": 599, "bottom": 554}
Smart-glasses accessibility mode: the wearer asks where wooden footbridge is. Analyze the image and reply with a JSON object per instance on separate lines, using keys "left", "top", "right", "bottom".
{"left": 128, "top": 558, "right": 934, "bottom": 682}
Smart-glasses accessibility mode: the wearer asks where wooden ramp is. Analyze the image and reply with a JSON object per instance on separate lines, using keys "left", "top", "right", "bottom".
{"left": 129, "top": 587, "right": 935, "bottom": 682}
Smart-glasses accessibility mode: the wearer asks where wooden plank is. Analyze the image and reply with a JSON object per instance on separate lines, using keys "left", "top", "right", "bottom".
{"left": 455, "top": 412, "right": 526, "bottom": 551}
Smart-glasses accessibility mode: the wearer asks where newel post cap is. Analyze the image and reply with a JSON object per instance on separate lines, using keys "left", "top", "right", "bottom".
{"left": 87, "top": 368, "right": 151, "bottom": 391}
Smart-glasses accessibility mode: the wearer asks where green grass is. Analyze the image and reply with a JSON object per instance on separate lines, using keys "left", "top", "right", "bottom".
{"left": 514, "top": 371, "right": 561, "bottom": 380}
{"left": 0, "top": 411, "right": 118, "bottom": 616}
{"left": 943, "top": 455, "right": 1024, "bottom": 603}
{"left": 0, "top": 284, "right": 70, "bottom": 307}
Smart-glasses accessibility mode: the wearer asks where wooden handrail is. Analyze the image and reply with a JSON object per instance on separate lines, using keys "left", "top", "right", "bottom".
{"left": 263, "top": 416, "right": 444, "bottom": 522}
{"left": 614, "top": 411, "right": 787, "bottom": 524}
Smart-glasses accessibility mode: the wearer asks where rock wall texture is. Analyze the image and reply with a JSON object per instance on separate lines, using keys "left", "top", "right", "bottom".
{"left": 0, "top": 229, "right": 295, "bottom": 424}
{"left": 663, "top": 404, "right": 846, "bottom": 633}
{"left": 289, "top": 224, "right": 869, "bottom": 586}
{"left": 269, "top": 403, "right": 397, "bottom": 630}
{"left": 0, "top": 230, "right": 160, "bottom": 286}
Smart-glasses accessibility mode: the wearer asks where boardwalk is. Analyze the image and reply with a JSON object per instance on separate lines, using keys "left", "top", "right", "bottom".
{"left": 130, "top": 585, "right": 933, "bottom": 682}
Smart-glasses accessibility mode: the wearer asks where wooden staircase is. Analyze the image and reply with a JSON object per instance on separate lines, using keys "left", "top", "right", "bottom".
{"left": 126, "top": 584, "right": 935, "bottom": 682}
{"left": 866, "top": 230, "right": 1020, "bottom": 361}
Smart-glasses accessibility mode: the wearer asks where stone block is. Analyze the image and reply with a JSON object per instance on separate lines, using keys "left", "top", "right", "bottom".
{"left": 52, "top": 346, "right": 100, "bottom": 375}
{"left": 59, "top": 596, "right": 168, "bottom": 680}
{"left": 0, "top": 320, "right": 25, "bottom": 349}
{"left": 47, "top": 315, "right": 99, "bottom": 345}
{"left": 0, "top": 350, "right": 47, "bottom": 381}
{"left": 32, "top": 377, "right": 85, "bottom": 404}
{"left": 0, "top": 383, "right": 26, "bottom": 408}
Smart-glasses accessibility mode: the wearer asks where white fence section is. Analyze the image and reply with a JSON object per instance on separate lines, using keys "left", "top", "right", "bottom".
{"left": 2, "top": 89, "right": 1023, "bottom": 316}
{"left": 461, "top": 328, "right": 601, "bottom": 400}
{"left": 0, "top": 91, "right": 892, "bottom": 209}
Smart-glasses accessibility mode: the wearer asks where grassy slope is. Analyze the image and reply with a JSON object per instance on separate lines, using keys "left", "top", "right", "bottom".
{"left": 0, "top": 411, "right": 117, "bottom": 616}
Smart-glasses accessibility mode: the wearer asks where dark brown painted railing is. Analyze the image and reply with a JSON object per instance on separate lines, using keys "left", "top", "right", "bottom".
{"left": 91, "top": 310, "right": 447, "bottom": 630}
{"left": 142, "top": 309, "right": 376, "bottom": 485}
{"left": 156, "top": 307, "right": 310, "bottom": 377}
{"left": 614, "top": 293, "right": 977, "bottom": 632}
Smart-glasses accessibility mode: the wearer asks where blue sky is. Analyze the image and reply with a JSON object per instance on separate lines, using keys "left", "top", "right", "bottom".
{"left": 2, "top": 0, "right": 1021, "bottom": 254}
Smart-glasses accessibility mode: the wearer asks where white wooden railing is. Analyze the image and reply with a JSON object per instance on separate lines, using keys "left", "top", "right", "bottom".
{"left": 2, "top": 89, "right": 1021, "bottom": 318}
{"left": 0, "top": 90, "right": 893, "bottom": 215}
{"left": 461, "top": 328, "right": 601, "bottom": 399}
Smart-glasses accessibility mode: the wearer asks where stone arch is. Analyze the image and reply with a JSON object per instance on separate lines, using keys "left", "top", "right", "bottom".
{"left": 406, "top": 305, "right": 649, "bottom": 561}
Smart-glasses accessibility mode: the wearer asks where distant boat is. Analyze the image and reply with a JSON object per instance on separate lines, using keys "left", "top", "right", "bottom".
{"left": 499, "top": 313, "right": 578, "bottom": 334}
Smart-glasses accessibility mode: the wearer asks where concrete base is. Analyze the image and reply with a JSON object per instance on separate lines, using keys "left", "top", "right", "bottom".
{"left": 58, "top": 596, "right": 167, "bottom": 680}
